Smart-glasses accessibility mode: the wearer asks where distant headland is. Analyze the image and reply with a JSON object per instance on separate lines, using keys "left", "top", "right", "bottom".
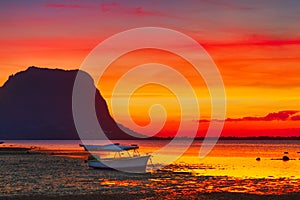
{"left": 0, "top": 66, "right": 142, "bottom": 140}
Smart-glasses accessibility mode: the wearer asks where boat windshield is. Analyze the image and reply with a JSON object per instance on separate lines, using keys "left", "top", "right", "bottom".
{"left": 81, "top": 144, "right": 139, "bottom": 152}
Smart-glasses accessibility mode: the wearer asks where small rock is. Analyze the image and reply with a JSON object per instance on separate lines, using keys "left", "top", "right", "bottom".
{"left": 282, "top": 156, "right": 290, "bottom": 161}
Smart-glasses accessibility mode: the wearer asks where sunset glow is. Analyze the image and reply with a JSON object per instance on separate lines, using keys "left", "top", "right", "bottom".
{"left": 1, "top": 0, "right": 299, "bottom": 137}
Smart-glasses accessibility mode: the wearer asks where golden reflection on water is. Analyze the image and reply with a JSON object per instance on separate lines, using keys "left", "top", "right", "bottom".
{"left": 142, "top": 140, "right": 300, "bottom": 179}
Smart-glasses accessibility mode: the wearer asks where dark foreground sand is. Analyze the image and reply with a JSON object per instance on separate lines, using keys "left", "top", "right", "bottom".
{"left": 1, "top": 149, "right": 300, "bottom": 200}
{"left": 2, "top": 192, "right": 300, "bottom": 200}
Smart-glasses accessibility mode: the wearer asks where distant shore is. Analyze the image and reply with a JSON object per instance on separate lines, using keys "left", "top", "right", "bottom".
{"left": 1, "top": 136, "right": 300, "bottom": 141}
{"left": 150, "top": 136, "right": 300, "bottom": 140}
{"left": 2, "top": 192, "right": 300, "bottom": 200}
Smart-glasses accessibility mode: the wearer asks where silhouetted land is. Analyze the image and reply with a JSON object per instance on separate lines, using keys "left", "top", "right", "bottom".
{"left": 149, "top": 136, "right": 300, "bottom": 140}
{"left": 0, "top": 66, "right": 141, "bottom": 140}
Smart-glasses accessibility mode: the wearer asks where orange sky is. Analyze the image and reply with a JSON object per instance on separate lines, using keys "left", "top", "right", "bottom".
{"left": 0, "top": 0, "right": 300, "bottom": 137}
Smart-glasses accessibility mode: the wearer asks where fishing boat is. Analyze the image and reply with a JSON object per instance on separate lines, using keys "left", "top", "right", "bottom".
{"left": 80, "top": 143, "right": 150, "bottom": 173}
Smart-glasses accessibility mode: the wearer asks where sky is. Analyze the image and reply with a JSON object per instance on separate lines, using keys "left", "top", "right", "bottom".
{"left": 0, "top": 0, "right": 300, "bottom": 137}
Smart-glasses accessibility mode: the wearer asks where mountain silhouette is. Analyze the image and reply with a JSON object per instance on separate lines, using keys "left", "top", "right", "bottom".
{"left": 0, "top": 66, "right": 142, "bottom": 140}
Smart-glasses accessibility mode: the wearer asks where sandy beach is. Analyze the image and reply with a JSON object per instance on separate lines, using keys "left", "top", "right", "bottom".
{"left": 1, "top": 147, "right": 300, "bottom": 200}
{"left": 2, "top": 192, "right": 300, "bottom": 200}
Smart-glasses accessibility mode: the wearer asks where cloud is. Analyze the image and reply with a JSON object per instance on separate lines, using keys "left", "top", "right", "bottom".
{"left": 227, "top": 110, "right": 299, "bottom": 122}
{"left": 198, "top": 110, "right": 299, "bottom": 122}
{"left": 45, "top": 2, "right": 168, "bottom": 17}
{"left": 200, "top": 0, "right": 254, "bottom": 10}
{"left": 291, "top": 115, "right": 300, "bottom": 120}
{"left": 131, "top": 6, "right": 165, "bottom": 16}
{"left": 198, "top": 119, "right": 211, "bottom": 123}
{"left": 99, "top": 2, "right": 165, "bottom": 17}
{"left": 100, "top": 2, "right": 119, "bottom": 12}
{"left": 45, "top": 3, "right": 86, "bottom": 9}
{"left": 203, "top": 37, "right": 300, "bottom": 47}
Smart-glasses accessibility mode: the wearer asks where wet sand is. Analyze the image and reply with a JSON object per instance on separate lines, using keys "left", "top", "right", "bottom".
{"left": 1, "top": 147, "right": 300, "bottom": 199}
{"left": 2, "top": 192, "right": 300, "bottom": 200}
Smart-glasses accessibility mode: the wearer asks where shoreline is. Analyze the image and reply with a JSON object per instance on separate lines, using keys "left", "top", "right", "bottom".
{"left": 2, "top": 136, "right": 300, "bottom": 141}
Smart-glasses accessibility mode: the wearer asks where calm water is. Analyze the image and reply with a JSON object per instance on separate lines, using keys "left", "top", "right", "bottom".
{"left": 1, "top": 140, "right": 300, "bottom": 197}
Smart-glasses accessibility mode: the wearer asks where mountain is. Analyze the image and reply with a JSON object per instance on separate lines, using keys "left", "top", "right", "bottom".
{"left": 0, "top": 66, "right": 142, "bottom": 140}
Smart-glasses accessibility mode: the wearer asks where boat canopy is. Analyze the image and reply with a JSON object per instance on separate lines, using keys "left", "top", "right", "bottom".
{"left": 80, "top": 143, "right": 139, "bottom": 152}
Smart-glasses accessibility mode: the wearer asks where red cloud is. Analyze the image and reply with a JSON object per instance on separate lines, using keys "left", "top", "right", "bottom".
{"left": 99, "top": 2, "right": 165, "bottom": 17}
{"left": 100, "top": 2, "right": 119, "bottom": 12}
{"left": 133, "top": 7, "right": 164, "bottom": 16}
{"left": 291, "top": 115, "right": 300, "bottom": 121}
{"left": 203, "top": 38, "right": 300, "bottom": 48}
{"left": 45, "top": 4, "right": 85, "bottom": 9}
{"left": 200, "top": 0, "right": 253, "bottom": 10}
{"left": 201, "top": 34, "right": 300, "bottom": 49}
{"left": 199, "top": 110, "right": 300, "bottom": 122}
{"left": 226, "top": 110, "right": 299, "bottom": 122}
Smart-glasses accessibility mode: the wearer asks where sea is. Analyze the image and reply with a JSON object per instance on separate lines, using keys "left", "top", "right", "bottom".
{"left": 1, "top": 140, "right": 300, "bottom": 197}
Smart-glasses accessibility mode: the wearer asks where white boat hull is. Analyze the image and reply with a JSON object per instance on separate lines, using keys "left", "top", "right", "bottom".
{"left": 88, "top": 155, "right": 150, "bottom": 173}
